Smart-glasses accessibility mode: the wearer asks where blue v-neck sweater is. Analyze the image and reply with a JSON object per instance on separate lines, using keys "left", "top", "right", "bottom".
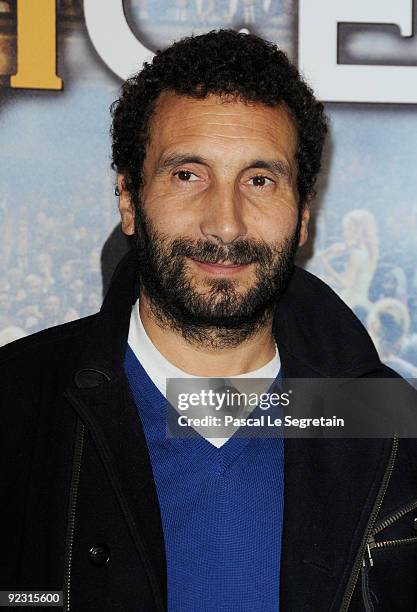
{"left": 124, "top": 345, "right": 284, "bottom": 612}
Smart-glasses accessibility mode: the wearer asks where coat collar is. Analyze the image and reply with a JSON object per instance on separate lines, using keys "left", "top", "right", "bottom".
{"left": 272, "top": 264, "right": 382, "bottom": 378}
{"left": 80, "top": 248, "right": 383, "bottom": 380}
{"left": 65, "top": 248, "right": 390, "bottom": 611}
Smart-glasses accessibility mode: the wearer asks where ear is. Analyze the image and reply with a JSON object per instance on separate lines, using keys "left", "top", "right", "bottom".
{"left": 298, "top": 202, "right": 310, "bottom": 247}
{"left": 117, "top": 174, "right": 135, "bottom": 236}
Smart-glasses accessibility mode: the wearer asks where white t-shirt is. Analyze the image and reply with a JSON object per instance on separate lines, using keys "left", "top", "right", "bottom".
{"left": 127, "top": 299, "right": 281, "bottom": 447}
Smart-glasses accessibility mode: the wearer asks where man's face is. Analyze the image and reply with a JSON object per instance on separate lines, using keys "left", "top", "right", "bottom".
{"left": 119, "top": 92, "right": 309, "bottom": 342}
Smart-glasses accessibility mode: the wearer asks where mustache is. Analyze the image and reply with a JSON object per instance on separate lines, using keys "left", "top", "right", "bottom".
{"left": 169, "top": 238, "right": 274, "bottom": 266}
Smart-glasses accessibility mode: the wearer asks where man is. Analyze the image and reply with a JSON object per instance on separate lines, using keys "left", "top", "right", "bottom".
{"left": 1, "top": 30, "right": 417, "bottom": 612}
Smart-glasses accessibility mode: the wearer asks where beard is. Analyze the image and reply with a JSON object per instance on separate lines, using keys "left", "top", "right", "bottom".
{"left": 133, "top": 204, "right": 300, "bottom": 349}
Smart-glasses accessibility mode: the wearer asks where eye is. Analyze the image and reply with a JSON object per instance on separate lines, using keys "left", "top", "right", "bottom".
{"left": 249, "top": 175, "right": 274, "bottom": 188}
{"left": 174, "top": 169, "right": 199, "bottom": 182}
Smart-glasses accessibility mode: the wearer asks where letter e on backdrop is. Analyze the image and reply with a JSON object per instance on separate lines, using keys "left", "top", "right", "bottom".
{"left": 299, "top": 0, "right": 417, "bottom": 103}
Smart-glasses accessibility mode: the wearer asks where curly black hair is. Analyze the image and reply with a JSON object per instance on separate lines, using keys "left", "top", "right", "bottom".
{"left": 110, "top": 29, "right": 327, "bottom": 207}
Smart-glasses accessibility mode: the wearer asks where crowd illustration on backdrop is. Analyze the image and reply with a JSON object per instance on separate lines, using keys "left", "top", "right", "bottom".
{"left": 126, "top": 0, "right": 292, "bottom": 26}
{"left": 0, "top": 0, "right": 417, "bottom": 381}
{"left": 0, "top": 1, "right": 292, "bottom": 23}
{"left": 312, "top": 209, "right": 417, "bottom": 379}
{"left": 0, "top": 199, "right": 103, "bottom": 346}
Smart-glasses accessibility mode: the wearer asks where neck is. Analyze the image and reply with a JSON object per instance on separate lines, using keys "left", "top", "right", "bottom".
{"left": 138, "top": 292, "right": 277, "bottom": 376}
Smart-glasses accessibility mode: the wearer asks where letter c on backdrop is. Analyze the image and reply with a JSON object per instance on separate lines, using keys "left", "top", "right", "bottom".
{"left": 83, "top": 0, "right": 154, "bottom": 81}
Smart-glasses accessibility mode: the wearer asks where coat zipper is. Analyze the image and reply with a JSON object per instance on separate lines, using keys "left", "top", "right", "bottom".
{"left": 339, "top": 436, "right": 399, "bottom": 612}
{"left": 63, "top": 418, "right": 85, "bottom": 612}
{"left": 360, "top": 544, "right": 374, "bottom": 612}
{"left": 372, "top": 498, "right": 417, "bottom": 537}
{"left": 363, "top": 498, "right": 417, "bottom": 566}
{"left": 360, "top": 497, "right": 417, "bottom": 610}
{"left": 366, "top": 532, "right": 417, "bottom": 554}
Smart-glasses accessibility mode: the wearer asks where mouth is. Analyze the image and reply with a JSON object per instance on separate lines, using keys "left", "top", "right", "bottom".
{"left": 189, "top": 257, "right": 251, "bottom": 276}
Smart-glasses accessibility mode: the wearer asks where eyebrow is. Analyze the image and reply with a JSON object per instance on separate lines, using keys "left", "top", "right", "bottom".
{"left": 156, "top": 153, "right": 293, "bottom": 181}
{"left": 248, "top": 159, "right": 293, "bottom": 181}
{"left": 156, "top": 154, "right": 210, "bottom": 174}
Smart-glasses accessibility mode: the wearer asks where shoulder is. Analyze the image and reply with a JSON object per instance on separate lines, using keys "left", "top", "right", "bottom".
{"left": 0, "top": 315, "right": 95, "bottom": 361}
{"left": 291, "top": 266, "right": 350, "bottom": 300}
{"left": 0, "top": 314, "right": 98, "bottom": 392}
{"left": 283, "top": 266, "right": 370, "bottom": 338}
{"left": 277, "top": 267, "right": 396, "bottom": 377}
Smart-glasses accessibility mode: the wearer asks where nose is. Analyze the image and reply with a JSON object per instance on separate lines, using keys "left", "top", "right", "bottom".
{"left": 199, "top": 183, "right": 247, "bottom": 244}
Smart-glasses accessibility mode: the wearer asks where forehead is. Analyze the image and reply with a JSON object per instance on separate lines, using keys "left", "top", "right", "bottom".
{"left": 147, "top": 91, "right": 298, "bottom": 161}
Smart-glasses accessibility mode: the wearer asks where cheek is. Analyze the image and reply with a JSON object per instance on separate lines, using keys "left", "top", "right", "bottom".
{"left": 242, "top": 183, "right": 299, "bottom": 227}
{"left": 142, "top": 178, "right": 199, "bottom": 214}
{"left": 142, "top": 191, "right": 198, "bottom": 238}
{"left": 248, "top": 205, "right": 300, "bottom": 243}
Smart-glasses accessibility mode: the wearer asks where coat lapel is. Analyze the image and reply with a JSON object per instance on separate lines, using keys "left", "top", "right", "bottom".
{"left": 64, "top": 250, "right": 166, "bottom": 611}
{"left": 65, "top": 378, "right": 167, "bottom": 612}
{"left": 273, "top": 270, "right": 392, "bottom": 610}
{"left": 277, "top": 351, "right": 392, "bottom": 610}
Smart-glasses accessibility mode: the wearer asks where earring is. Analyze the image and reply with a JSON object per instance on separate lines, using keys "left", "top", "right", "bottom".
{"left": 115, "top": 186, "right": 120, "bottom": 197}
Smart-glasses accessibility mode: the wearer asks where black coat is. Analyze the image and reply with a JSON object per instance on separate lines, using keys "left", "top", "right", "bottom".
{"left": 1, "top": 249, "right": 417, "bottom": 612}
